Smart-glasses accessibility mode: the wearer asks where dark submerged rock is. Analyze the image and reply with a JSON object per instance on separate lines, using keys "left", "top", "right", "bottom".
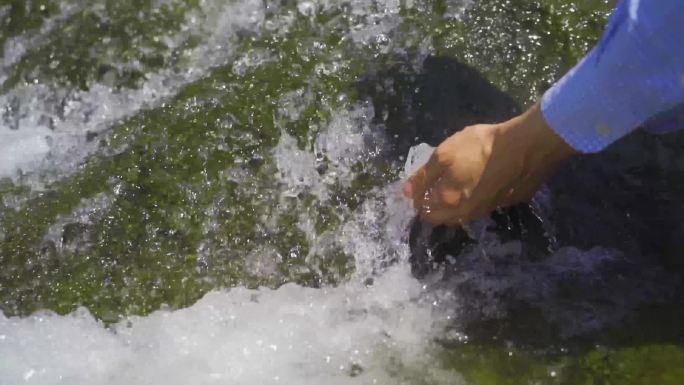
{"left": 361, "top": 55, "right": 684, "bottom": 345}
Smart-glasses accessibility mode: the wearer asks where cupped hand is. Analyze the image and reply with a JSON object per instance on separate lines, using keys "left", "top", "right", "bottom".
{"left": 402, "top": 103, "right": 577, "bottom": 225}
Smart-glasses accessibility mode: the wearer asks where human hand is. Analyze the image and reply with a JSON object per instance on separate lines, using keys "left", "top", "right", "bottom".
{"left": 402, "top": 103, "right": 577, "bottom": 225}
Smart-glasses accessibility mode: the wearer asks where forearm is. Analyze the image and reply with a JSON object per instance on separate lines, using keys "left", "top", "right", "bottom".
{"left": 542, "top": 0, "right": 684, "bottom": 153}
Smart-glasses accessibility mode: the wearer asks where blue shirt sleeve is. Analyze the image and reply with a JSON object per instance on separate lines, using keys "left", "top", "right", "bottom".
{"left": 541, "top": 0, "right": 684, "bottom": 153}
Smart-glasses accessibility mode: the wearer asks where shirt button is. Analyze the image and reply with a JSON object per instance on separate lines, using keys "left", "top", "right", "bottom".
{"left": 595, "top": 122, "right": 611, "bottom": 137}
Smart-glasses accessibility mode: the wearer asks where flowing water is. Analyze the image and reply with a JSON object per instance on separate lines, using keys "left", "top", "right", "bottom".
{"left": 1, "top": 0, "right": 684, "bottom": 384}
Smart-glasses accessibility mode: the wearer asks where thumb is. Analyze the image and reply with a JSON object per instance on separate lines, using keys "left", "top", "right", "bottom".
{"left": 406, "top": 154, "right": 444, "bottom": 210}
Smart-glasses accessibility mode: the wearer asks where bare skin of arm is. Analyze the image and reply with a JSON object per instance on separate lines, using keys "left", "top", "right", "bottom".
{"left": 402, "top": 102, "right": 577, "bottom": 225}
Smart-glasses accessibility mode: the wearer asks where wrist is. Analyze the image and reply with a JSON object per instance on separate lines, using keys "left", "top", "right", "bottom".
{"left": 496, "top": 103, "right": 577, "bottom": 168}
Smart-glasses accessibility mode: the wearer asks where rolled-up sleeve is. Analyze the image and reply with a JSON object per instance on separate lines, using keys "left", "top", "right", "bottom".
{"left": 541, "top": 0, "right": 684, "bottom": 153}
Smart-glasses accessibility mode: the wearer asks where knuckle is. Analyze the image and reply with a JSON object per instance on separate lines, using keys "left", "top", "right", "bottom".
{"left": 433, "top": 149, "right": 448, "bottom": 164}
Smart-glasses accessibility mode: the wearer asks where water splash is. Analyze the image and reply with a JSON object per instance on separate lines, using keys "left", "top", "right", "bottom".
{"left": 0, "top": 267, "right": 461, "bottom": 385}
{"left": 0, "top": 0, "right": 265, "bottom": 181}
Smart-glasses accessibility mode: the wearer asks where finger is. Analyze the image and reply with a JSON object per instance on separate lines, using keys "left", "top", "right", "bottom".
{"left": 419, "top": 205, "right": 463, "bottom": 226}
{"left": 424, "top": 177, "right": 468, "bottom": 209}
{"left": 420, "top": 186, "right": 484, "bottom": 226}
{"left": 441, "top": 185, "right": 501, "bottom": 225}
{"left": 444, "top": 203, "right": 498, "bottom": 226}
{"left": 410, "top": 155, "right": 445, "bottom": 210}
{"left": 424, "top": 196, "right": 494, "bottom": 226}
{"left": 402, "top": 181, "right": 413, "bottom": 198}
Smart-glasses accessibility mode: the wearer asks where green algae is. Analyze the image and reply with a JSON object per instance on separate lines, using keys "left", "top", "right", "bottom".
{"left": 1, "top": 0, "right": 199, "bottom": 91}
{"left": 436, "top": 343, "right": 684, "bottom": 385}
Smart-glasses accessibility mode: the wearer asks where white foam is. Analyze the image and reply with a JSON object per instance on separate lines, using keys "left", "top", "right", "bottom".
{"left": 0, "top": 125, "right": 51, "bottom": 177}
{"left": 0, "top": 267, "right": 461, "bottom": 385}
